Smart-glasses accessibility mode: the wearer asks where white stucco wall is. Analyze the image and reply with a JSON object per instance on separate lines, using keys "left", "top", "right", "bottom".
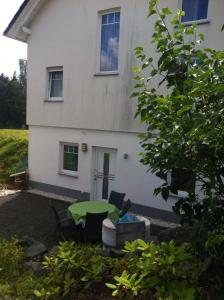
{"left": 29, "top": 125, "right": 177, "bottom": 212}
{"left": 26, "top": 0, "right": 224, "bottom": 133}
{"left": 24, "top": 0, "right": 224, "bottom": 217}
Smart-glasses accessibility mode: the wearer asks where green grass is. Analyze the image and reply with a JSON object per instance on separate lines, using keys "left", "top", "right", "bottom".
{"left": 0, "top": 130, "right": 28, "bottom": 140}
{"left": 0, "top": 130, "right": 28, "bottom": 185}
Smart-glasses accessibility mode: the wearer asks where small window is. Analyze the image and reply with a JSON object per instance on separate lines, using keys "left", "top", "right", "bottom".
{"left": 100, "top": 11, "right": 120, "bottom": 72}
{"left": 60, "top": 143, "right": 78, "bottom": 175}
{"left": 48, "top": 67, "right": 63, "bottom": 100}
{"left": 181, "top": 0, "right": 208, "bottom": 22}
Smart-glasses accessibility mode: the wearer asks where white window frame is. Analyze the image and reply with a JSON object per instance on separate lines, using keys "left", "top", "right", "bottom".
{"left": 179, "top": 0, "right": 210, "bottom": 25}
{"left": 59, "top": 142, "right": 79, "bottom": 177}
{"left": 47, "top": 67, "right": 63, "bottom": 101}
{"left": 96, "top": 8, "right": 121, "bottom": 75}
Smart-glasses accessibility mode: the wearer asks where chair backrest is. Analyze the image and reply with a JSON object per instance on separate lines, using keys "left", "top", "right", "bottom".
{"left": 120, "top": 199, "right": 132, "bottom": 217}
{"left": 108, "top": 190, "right": 126, "bottom": 210}
{"left": 85, "top": 211, "right": 108, "bottom": 243}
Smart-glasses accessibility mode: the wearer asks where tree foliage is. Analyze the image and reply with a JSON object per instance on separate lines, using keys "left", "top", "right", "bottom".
{"left": 0, "top": 60, "right": 27, "bottom": 129}
{"left": 133, "top": 0, "right": 224, "bottom": 224}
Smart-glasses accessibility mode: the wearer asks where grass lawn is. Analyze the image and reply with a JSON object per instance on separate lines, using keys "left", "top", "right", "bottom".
{"left": 0, "top": 129, "right": 28, "bottom": 140}
{"left": 0, "top": 129, "right": 28, "bottom": 185}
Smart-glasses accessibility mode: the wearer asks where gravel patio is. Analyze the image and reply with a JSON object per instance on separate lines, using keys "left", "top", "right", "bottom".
{"left": 0, "top": 191, "right": 71, "bottom": 248}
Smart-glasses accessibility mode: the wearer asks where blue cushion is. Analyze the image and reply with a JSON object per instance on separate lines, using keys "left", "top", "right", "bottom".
{"left": 119, "top": 214, "right": 136, "bottom": 223}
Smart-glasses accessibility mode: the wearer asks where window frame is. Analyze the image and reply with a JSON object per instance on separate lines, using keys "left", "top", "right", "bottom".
{"left": 180, "top": 0, "right": 209, "bottom": 24}
{"left": 59, "top": 142, "right": 79, "bottom": 177}
{"left": 96, "top": 8, "right": 121, "bottom": 75}
{"left": 47, "top": 67, "right": 63, "bottom": 101}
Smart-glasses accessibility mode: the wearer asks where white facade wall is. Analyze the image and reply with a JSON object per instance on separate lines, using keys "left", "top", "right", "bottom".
{"left": 29, "top": 125, "right": 177, "bottom": 211}
{"left": 26, "top": 0, "right": 224, "bottom": 132}
{"left": 23, "top": 0, "right": 224, "bottom": 219}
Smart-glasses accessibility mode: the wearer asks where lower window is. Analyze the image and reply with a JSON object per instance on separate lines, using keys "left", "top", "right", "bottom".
{"left": 60, "top": 143, "right": 79, "bottom": 175}
{"left": 170, "top": 168, "right": 195, "bottom": 195}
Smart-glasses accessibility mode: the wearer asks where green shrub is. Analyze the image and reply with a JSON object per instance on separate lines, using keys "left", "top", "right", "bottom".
{"left": 107, "top": 239, "right": 199, "bottom": 300}
{"left": 0, "top": 283, "right": 14, "bottom": 300}
{"left": 198, "top": 226, "right": 224, "bottom": 299}
{"left": 0, "top": 237, "right": 24, "bottom": 281}
{"left": 34, "top": 241, "right": 121, "bottom": 299}
{"left": 15, "top": 272, "right": 43, "bottom": 300}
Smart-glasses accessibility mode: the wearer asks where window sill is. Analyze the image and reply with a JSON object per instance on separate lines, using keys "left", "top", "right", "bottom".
{"left": 181, "top": 19, "right": 210, "bottom": 26}
{"left": 58, "top": 171, "right": 79, "bottom": 178}
{"left": 44, "top": 99, "right": 64, "bottom": 103}
{"left": 169, "top": 191, "right": 188, "bottom": 199}
{"left": 94, "top": 72, "right": 119, "bottom": 77}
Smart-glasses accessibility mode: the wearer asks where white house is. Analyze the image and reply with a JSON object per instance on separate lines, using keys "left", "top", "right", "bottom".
{"left": 4, "top": 0, "right": 224, "bottom": 222}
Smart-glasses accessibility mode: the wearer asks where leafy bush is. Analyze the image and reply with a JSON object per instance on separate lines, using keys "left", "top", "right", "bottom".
{"left": 0, "top": 236, "right": 24, "bottom": 281}
{"left": 198, "top": 226, "right": 224, "bottom": 299}
{"left": 15, "top": 272, "right": 43, "bottom": 300}
{"left": 34, "top": 241, "right": 122, "bottom": 299}
{"left": 107, "top": 239, "right": 199, "bottom": 300}
{"left": 133, "top": 1, "right": 224, "bottom": 224}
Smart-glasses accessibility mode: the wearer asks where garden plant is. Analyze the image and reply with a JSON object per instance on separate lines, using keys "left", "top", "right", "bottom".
{"left": 129, "top": 0, "right": 224, "bottom": 298}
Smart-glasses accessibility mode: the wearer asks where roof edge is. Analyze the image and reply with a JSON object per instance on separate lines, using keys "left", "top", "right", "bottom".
{"left": 3, "top": 0, "right": 30, "bottom": 35}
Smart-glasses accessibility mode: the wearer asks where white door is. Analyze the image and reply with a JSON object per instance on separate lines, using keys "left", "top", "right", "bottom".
{"left": 93, "top": 148, "right": 117, "bottom": 200}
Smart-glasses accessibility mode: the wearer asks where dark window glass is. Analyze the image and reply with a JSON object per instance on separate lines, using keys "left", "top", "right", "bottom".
{"left": 171, "top": 168, "right": 195, "bottom": 194}
{"left": 102, "top": 153, "right": 110, "bottom": 199}
{"left": 63, "top": 145, "right": 78, "bottom": 172}
{"left": 49, "top": 70, "right": 63, "bottom": 98}
{"left": 182, "top": 0, "right": 208, "bottom": 22}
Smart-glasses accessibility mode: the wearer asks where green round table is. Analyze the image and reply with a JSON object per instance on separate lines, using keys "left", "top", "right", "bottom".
{"left": 68, "top": 200, "right": 120, "bottom": 224}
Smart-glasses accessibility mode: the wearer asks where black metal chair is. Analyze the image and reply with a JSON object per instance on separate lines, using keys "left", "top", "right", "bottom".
{"left": 84, "top": 211, "right": 108, "bottom": 243}
{"left": 49, "top": 200, "right": 76, "bottom": 239}
{"left": 119, "top": 199, "right": 132, "bottom": 218}
{"left": 108, "top": 190, "right": 126, "bottom": 210}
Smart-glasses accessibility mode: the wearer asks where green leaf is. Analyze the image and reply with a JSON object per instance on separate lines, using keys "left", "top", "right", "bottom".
{"left": 105, "top": 283, "right": 117, "bottom": 289}
{"left": 162, "top": 8, "right": 171, "bottom": 16}
{"left": 151, "top": 69, "right": 158, "bottom": 76}
{"left": 112, "top": 290, "right": 119, "bottom": 296}
{"left": 132, "top": 66, "right": 141, "bottom": 73}
{"left": 198, "top": 33, "right": 205, "bottom": 41}
{"left": 161, "top": 187, "right": 169, "bottom": 200}
{"left": 177, "top": 105, "right": 192, "bottom": 116}
{"left": 142, "top": 62, "right": 149, "bottom": 69}
{"left": 34, "top": 290, "right": 42, "bottom": 298}
{"left": 148, "top": 0, "right": 159, "bottom": 17}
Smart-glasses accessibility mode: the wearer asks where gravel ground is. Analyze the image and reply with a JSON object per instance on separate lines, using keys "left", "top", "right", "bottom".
{"left": 0, "top": 191, "right": 71, "bottom": 248}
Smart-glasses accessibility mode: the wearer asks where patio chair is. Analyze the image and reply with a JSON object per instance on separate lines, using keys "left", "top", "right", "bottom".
{"left": 119, "top": 199, "right": 132, "bottom": 218}
{"left": 84, "top": 211, "right": 108, "bottom": 243}
{"left": 108, "top": 190, "right": 125, "bottom": 210}
{"left": 49, "top": 200, "right": 76, "bottom": 238}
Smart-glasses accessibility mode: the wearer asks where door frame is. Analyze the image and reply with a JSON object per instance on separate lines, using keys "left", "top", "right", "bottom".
{"left": 91, "top": 146, "right": 117, "bottom": 200}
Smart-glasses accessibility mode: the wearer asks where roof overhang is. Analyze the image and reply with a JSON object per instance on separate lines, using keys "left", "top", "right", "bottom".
{"left": 3, "top": 0, "right": 46, "bottom": 43}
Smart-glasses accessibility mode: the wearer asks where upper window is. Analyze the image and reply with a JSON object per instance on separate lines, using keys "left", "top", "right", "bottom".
{"left": 60, "top": 143, "right": 79, "bottom": 175}
{"left": 100, "top": 11, "right": 120, "bottom": 72}
{"left": 181, "top": 0, "right": 208, "bottom": 22}
{"left": 48, "top": 67, "right": 63, "bottom": 100}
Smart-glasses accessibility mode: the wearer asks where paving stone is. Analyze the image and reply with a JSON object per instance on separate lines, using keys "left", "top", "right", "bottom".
{"left": 25, "top": 241, "right": 48, "bottom": 259}
{"left": 24, "top": 261, "right": 42, "bottom": 273}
